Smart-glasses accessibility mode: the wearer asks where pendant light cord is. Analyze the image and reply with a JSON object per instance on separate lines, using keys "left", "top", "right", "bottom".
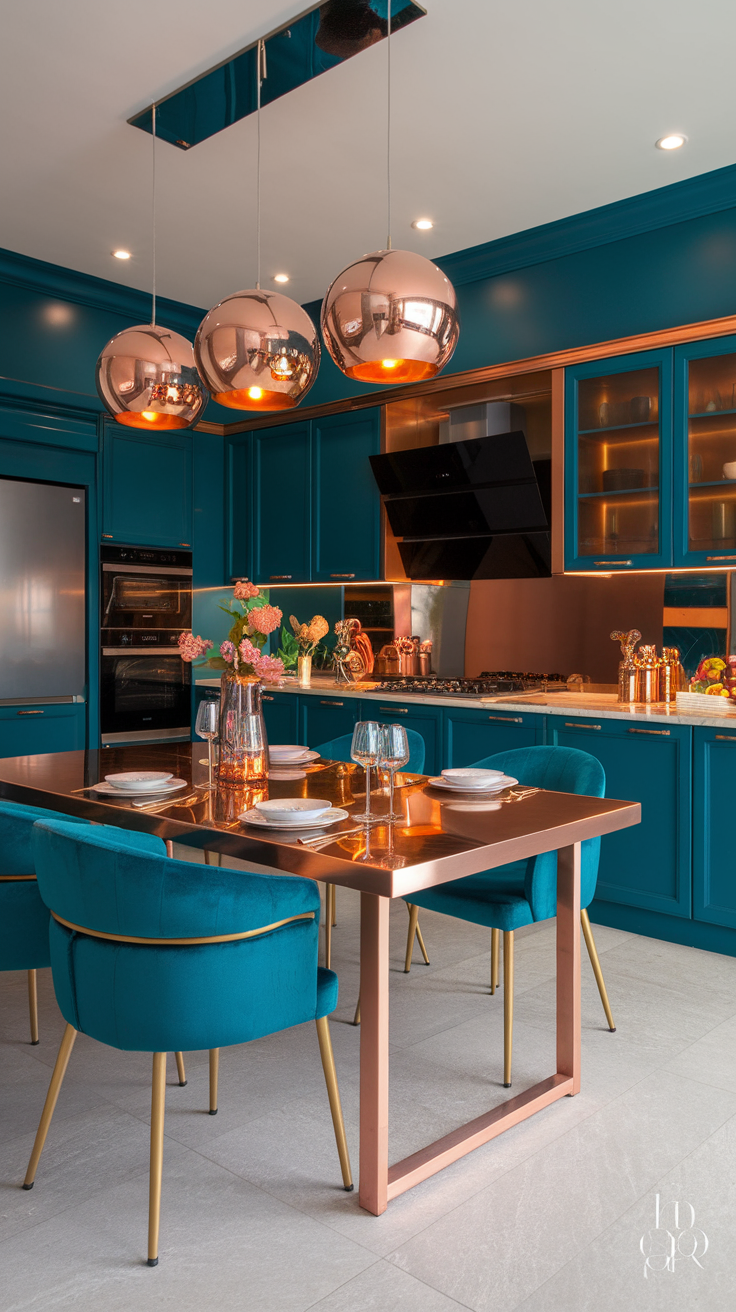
{"left": 151, "top": 102, "right": 157, "bottom": 327}
{"left": 386, "top": 4, "right": 392, "bottom": 251}
{"left": 256, "top": 39, "right": 264, "bottom": 290}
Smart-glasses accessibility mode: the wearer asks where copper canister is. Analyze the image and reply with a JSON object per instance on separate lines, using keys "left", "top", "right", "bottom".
{"left": 618, "top": 662, "right": 638, "bottom": 703}
{"left": 659, "top": 646, "right": 686, "bottom": 702}
{"left": 636, "top": 645, "right": 660, "bottom": 702}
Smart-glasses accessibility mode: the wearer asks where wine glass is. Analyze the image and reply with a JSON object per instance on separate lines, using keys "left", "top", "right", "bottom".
{"left": 195, "top": 699, "right": 219, "bottom": 791}
{"left": 350, "top": 721, "right": 381, "bottom": 824}
{"left": 378, "top": 724, "right": 410, "bottom": 822}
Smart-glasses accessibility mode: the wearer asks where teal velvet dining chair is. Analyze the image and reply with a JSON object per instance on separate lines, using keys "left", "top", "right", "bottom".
{"left": 403, "top": 746, "right": 616, "bottom": 1087}
{"left": 23, "top": 819, "right": 353, "bottom": 1267}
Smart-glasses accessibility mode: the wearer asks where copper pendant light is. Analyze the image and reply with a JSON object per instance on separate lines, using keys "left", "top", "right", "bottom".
{"left": 322, "top": 6, "right": 459, "bottom": 385}
{"left": 96, "top": 106, "right": 206, "bottom": 432}
{"left": 195, "top": 42, "right": 320, "bottom": 412}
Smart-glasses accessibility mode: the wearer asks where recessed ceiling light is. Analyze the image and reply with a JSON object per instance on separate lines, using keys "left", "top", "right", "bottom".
{"left": 273, "top": 272, "right": 290, "bottom": 283}
{"left": 656, "top": 134, "right": 687, "bottom": 151}
{"left": 412, "top": 218, "right": 434, "bottom": 231}
{"left": 112, "top": 249, "right": 131, "bottom": 259}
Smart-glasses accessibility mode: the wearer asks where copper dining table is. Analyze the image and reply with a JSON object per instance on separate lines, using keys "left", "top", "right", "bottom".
{"left": 0, "top": 742, "right": 640, "bottom": 1216}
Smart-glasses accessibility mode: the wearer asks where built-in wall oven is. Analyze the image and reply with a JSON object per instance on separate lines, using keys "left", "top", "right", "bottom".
{"left": 100, "top": 545, "right": 192, "bottom": 745}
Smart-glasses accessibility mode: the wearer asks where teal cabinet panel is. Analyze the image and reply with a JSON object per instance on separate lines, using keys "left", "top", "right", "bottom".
{"left": 300, "top": 694, "right": 359, "bottom": 747}
{"left": 673, "top": 333, "right": 736, "bottom": 568}
{"left": 252, "top": 423, "right": 311, "bottom": 584}
{"left": 693, "top": 726, "right": 736, "bottom": 929}
{"left": 444, "top": 708, "right": 545, "bottom": 767}
{"left": 102, "top": 426, "right": 193, "bottom": 547}
{"left": 261, "top": 690, "right": 300, "bottom": 744}
{"left": 312, "top": 409, "right": 381, "bottom": 581}
{"left": 364, "top": 699, "right": 442, "bottom": 776}
{"left": 564, "top": 348, "right": 673, "bottom": 571}
{"left": 227, "top": 437, "right": 252, "bottom": 581}
{"left": 546, "top": 716, "right": 692, "bottom": 918}
{"left": 0, "top": 702, "right": 86, "bottom": 759}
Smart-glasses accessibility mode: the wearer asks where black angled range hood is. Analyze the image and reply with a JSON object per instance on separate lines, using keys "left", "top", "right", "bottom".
{"left": 369, "top": 431, "right": 551, "bottom": 580}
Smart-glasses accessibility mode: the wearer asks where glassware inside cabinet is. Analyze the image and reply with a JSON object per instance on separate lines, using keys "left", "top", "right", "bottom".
{"left": 686, "top": 352, "right": 736, "bottom": 553}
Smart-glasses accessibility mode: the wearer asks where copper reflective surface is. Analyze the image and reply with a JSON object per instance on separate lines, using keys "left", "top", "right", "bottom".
{"left": 0, "top": 744, "right": 639, "bottom": 900}
{"left": 195, "top": 290, "right": 320, "bottom": 412}
{"left": 321, "top": 248, "right": 459, "bottom": 384}
{"left": 96, "top": 325, "right": 206, "bottom": 431}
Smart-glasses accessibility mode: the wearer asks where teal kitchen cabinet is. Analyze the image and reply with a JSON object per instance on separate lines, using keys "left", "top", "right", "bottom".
{"left": 673, "top": 333, "right": 736, "bottom": 568}
{"left": 228, "top": 437, "right": 253, "bottom": 581}
{"left": 0, "top": 702, "right": 86, "bottom": 759}
{"left": 564, "top": 349, "right": 673, "bottom": 571}
{"left": 252, "top": 423, "right": 311, "bottom": 584}
{"left": 546, "top": 715, "right": 692, "bottom": 918}
{"left": 312, "top": 410, "right": 381, "bottom": 581}
{"left": 693, "top": 725, "right": 736, "bottom": 929}
{"left": 102, "top": 425, "right": 193, "bottom": 548}
{"left": 444, "top": 707, "right": 545, "bottom": 767}
{"left": 261, "top": 689, "right": 300, "bottom": 744}
{"left": 300, "top": 694, "right": 360, "bottom": 747}
{"left": 364, "top": 698, "right": 442, "bottom": 776}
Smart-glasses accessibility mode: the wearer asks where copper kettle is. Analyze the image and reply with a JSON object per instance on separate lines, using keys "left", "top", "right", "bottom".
{"left": 374, "top": 643, "right": 401, "bottom": 677}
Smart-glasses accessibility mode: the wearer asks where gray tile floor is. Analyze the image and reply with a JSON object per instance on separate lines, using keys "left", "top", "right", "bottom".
{"left": 2, "top": 864, "right": 736, "bottom": 1310}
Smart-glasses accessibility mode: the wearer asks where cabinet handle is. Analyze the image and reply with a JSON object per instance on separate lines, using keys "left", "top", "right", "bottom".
{"left": 17, "top": 709, "right": 44, "bottom": 716}
{"left": 270, "top": 574, "right": 292, "bottom": 580}
{"left": 628, "top": 727, "right": 670, "bottom": 735}
{"left": 102, "top": 534, "right": 113, "bottom": 539}
{"left": 262, "top": 695, "right": 275, "bottom": 702}
{"left": 715, "top": 734, "right": 736, "bottom": 741}
{"left": 707, "top": 555, "right": 736, "bottom": 561}
{"left": 330, "top": 573, "right": 356, "bottom": 579}
{"left": 380, "top": 706, "right": 408, "bottom": 713}
{"left": 593, "top": 560, "right": 633, "bottom": 567}
{"left": 320, "top": 700, "right": 344, "bottom": 707}
{"left": 564, "top": 722, "right": 601, "bottom": 729}
{"left": 487, "top": 715, "right": 522, "bottom": 723}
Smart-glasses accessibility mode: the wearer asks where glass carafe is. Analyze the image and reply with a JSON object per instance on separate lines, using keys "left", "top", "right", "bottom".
{"left": 217, "top": 671, "right": 269, "bottom": 787}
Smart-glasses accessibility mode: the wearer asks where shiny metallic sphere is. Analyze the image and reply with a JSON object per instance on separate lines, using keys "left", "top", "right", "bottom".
{"left": 321, "top": 248, "right": 459, "bottom": 385}
{"left": 194, "top": 290, "right": 320, "bottom": 412}
{"left": 96, "top": 325, "right": 206, "bottom": 431}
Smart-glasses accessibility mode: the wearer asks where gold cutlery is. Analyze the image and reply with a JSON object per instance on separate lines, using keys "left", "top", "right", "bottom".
{"left": 298, "top": 824, "right": 370, "bottom": 847}
{"left": 132, "top": 792, "right": 199, "bottom": 812}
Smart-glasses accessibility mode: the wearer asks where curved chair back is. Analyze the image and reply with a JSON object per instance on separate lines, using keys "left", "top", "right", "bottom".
{"left": 472, "top": 745, "right": 605, "bottom": 917}
{"left": 315, "top": 727, "right": 426, "bottom": 774}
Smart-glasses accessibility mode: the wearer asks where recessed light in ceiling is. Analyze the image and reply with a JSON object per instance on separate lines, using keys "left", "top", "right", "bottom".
{"left": 412, "top": 218, "right": 434, "bottom": 230}
{"left": 656, "top": 134, "right": 687, "bottom": 150}
{"left": 112, "top": 249, "right": 131, "bottom": 259}
{"left": 273, "top": 273, "right": 290, "bottom": 283}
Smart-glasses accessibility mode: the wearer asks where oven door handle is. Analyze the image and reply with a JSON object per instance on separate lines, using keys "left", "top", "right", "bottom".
{"left": 102, "top": 647, "right": 183, "bottom": 656}
{"left": 101, "top": 564, "right": 193, "bottom": 576}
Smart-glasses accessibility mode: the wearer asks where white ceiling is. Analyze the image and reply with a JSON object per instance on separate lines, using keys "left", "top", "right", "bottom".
{"left": 2, "top": 0, "right": 736, "bottom": 313}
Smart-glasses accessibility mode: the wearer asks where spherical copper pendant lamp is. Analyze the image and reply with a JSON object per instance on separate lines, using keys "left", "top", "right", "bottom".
{"left": 96, "top": 324, "right": 206, "bottom": 431}
{"left": 321, "top": 247, "right": 458, "bottom": 385}
{"left": 194, "top": 289, "right": 320, "bottom": 412}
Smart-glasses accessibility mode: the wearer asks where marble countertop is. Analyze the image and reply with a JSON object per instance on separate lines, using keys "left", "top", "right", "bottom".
{"left": 195, "top": 675, "right": 736, "bottom": 730}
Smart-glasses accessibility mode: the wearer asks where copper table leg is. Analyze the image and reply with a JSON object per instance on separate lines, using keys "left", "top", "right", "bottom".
{"left": 358, "top": 890, "right": 390, "bottom": 1215}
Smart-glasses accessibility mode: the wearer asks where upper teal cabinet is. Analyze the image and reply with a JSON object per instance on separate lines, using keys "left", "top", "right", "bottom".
{"left": 311, "top": 410, "right": 381, "bottom": 581}
{"left": 102, "top": 426, "right": 193, "bottom": 548}
{"left": 674, "top": 333, "right": 736, "bottom": 568}
{"left": 565, "top": 349, "right": 673, "bottom": 571}
{"left": 253, "top": 422, "right": 311, "bottom": 584}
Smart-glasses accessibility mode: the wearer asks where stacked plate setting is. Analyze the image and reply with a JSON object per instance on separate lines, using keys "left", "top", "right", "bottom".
{"left": 427, "top": 768, "right": 518, "bottom": 794}
{"left": 92, "top": 771, "right": 189, "bottom": 797}
{"left": 268, "top": 745, "right": 320, "bottom": 766}
{"left": 240, "top": 797, "right": 349, "bottom": 830}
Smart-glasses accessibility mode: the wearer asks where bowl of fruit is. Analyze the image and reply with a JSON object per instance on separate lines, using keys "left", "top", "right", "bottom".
{"left": 689, "top": 656, "right": 736, "bottom": 702}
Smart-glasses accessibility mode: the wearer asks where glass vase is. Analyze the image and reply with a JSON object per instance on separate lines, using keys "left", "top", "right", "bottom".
{"left": 298, "top": 653, "right": 312, "bottom": 687}
{"left": 217, "top": 671, "right": 269, "bottom": 787}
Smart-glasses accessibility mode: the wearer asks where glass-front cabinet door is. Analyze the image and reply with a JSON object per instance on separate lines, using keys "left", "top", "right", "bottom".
{"left": 674, "top": 334, "right": 736, "bottom": 567}
{"left": 565, "top": 349, "right": 672, "bottom": 571}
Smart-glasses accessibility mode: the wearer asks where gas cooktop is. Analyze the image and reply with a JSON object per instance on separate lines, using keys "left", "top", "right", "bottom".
{"left": 373, "top": 672, "right": 567, "bottom": 698}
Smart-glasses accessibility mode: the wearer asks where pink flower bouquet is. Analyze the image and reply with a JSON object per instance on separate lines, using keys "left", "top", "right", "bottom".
{"left": 177, "top": 582, "right": 284, "bottom": 684}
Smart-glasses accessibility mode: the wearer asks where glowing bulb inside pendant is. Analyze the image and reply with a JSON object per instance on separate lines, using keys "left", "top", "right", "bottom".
{"left": 142, "top": 411, "right": 157, "bottom": 422}
{"left": 248, "top": 387, "right": 263, "bottom": 400}
{"left": 381, "top": 359, "right": 399, "bottom": 370}
{"left": 271, "top": 353, "right": 294, "bottom": 378}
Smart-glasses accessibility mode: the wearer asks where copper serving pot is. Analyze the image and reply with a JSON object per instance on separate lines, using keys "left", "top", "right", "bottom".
{"left": 374, "top": 643, "right": 401, "bottom": 677}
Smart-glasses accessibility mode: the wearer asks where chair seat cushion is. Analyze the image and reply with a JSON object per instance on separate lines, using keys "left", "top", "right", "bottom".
{"left": 409, "top": 861, "right": 534, "bottom": 933}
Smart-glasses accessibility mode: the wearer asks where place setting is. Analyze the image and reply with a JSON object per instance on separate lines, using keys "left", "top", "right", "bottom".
{"left": 426, "top": 767, "right": 540, "bottom": 805}
{"left": 239, "top": 796, "right": 351, "bottom": 833}
{"left": 267, "top": 743, "right": 323, "bottom": 780}
{"left": 73, "top": 771, "right": 199, "bottom": 811}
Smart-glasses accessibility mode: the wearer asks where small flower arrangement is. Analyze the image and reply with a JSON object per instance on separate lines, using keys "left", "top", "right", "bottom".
{"left": 178, "top": 581, "right": 285, "bottom": 684}
{"left": 277, "top": 614, "right": 331, "bottom": 670}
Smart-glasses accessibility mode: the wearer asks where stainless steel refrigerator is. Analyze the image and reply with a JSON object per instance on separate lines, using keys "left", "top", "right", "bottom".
{"left": 0, "top": 477, "right": 86, "bottom": 703}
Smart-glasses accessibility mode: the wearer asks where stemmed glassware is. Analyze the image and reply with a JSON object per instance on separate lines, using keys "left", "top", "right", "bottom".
{"left": 195, "top": 699, "right": 219, "bottom": 791}
{"left": 350, "top": 721, "right": 381, "bottom": 824}
{"left": 378, "top": 724, "right": 410, "bottom": 822}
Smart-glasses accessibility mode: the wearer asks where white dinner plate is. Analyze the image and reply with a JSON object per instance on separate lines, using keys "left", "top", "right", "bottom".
{"left": 440, "top": 768, "right": 505, "bottom": 788}
{"left": 269, "top": 744, "right": 310, "bottom": 760}
{"left": 104, "top": 770, "right": 173, "bottom": 790}
{"left": 256, "top": 797, "right": 332, "bottom": 822}
{"left": 91, "top": 777, "right": 189, "bottom": 797}
{"left": 268, "top": 749, "right": 320, "bottom": 764}
{"left": 427, "top": 774, "right": 518, "bottom": 793}
{"left": 239, "top": 806, "right": 350, "bottom": 831}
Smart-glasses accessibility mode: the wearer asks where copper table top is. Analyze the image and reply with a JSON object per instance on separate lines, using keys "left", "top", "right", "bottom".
{"left": 0, "top": 744, "right": 640, "bottom": 899}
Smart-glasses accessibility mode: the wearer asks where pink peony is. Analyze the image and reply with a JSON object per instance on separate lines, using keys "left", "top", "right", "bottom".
{"left": 220, "top": 640, "right": 236, "bottom": 664}
{"left": 178, "top": 632, "right": 213, "bottom": 662}
{"left": 254, "top": 653, "right": 285, "bottom": 684}
{"left": 233, "top": 579, "right": 260, "bottom": 601}
{"left": 248, "top": 603, "right": 283, "bottom": 636}
{"left": 238, "top": 637, "right": 261, "bottom": 667}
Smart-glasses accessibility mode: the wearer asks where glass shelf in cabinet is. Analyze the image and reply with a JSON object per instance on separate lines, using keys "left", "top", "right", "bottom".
{"left": 689, "top": 480, "right": 736, "bottom": 491}
{"left": 578, "top": 485, "right": 659, "bottom": 500}
{"left": 577, "top": 420, "right": 659, "bottom": 437}
{"left": 689, "top": 408, "right": 736, "bottom": 420}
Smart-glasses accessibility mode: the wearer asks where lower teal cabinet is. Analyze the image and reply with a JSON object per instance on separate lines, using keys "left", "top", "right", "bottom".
{"left": 693, "top": 726, "right": 736, "bottom": 929}
{"left": 444, "top": 708, "right": 545, "bottom": 766}
{"left": 546, "top": 716, "right": 692, "bottom": 919}
{"left": 364, "top": 699, "right": 442, "bottom": 776}
{"left": 300, "top": 695, "right": 359, "bottom": 748}
{"left": 262, "top": 690, "right": 300, "bottom": 744}
{"left": 0, "top": 702, "right": 86, "bottom": 759}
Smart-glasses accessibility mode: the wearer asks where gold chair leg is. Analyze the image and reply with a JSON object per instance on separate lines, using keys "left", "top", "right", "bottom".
{"left": 490, "top": 928, "right": 500, "bottom": 995}
{"left": 315, "top": 1016, "right": 353, "bottom": 1191}
{"left": 174, "top": 1052, "right": 187, "bottom": 1086}
{"left": 209, "top": 1049, "right": 219, "bottom": 1114}
{"left": 404, "top": 903, "right": 419, "bottom": 973}
{"left": 330, "top": 884, "right": 337, "bottom": 926}
{"left": 324, "top": 885, "right": 333, "bottom": 970}
{"left": 148, "top": 1052, "right": 166, "bottom": 1267}
{"left": 27, "top": 969, "right": 39, "bottom": 1044}
{"left": 415, "top": 919, "right": 430, "bottom": 965}
{"left": 581, "top": 908, "right": 616, "bottom": 1032}
{"left": 204, "top": 850, "right": 221, "bottom": 867}
{"left": 23, "top": 1022, "right": 77, "bottom": 1189}
{"left": 353, "top": 993, "right": 361, "bottom": 1026}
{"left": 503, "top": 930, "right": 514, "bottom": 1087}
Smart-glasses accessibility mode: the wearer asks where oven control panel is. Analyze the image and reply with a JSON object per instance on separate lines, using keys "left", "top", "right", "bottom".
{"left": 105, "top": 630, "right": 182, "bottom": 649}
{"left": 100, "top": 544, "right": 192, "bottom": 568}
